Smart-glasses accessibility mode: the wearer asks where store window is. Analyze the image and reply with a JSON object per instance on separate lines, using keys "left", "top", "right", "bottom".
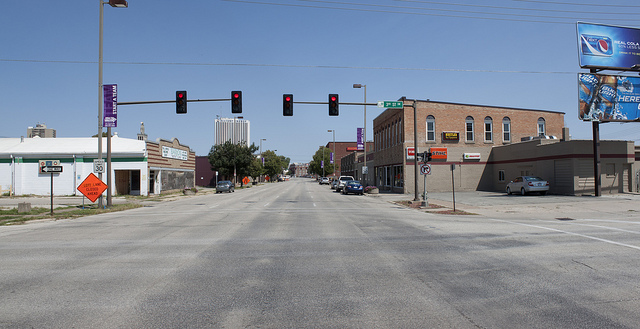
{"left": 466, "top": 116, "right": 475, "bottom": 142}
{"left": 502, "top": 117, "right": 511, "bottom": 143}
{"left": 484, "top": 116, "right": 493, "bottom": 142}
{"left": 393, "top": 165, "right": 404, "bottom": 188}
{"left": 498, "top": 170, "right": 505, "bottom": 182}
{"left": 537, "top": 117, "right": 546, "bottom": 136}
{"left": 426, "top": 115, "right": 436, "bottom": 142}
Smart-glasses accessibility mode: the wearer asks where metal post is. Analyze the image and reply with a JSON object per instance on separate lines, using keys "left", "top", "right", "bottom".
{"left": 98, "top": 0, "right": 104, "bottom": 209}
{"left": 593, "top": 121, "right": 601, "bottom": 196}
{"left": 413, "top": 100, "right": 419, "bottom": 201}
{"left": 50, "top": 172, "right": 54, "bottom": 215}
{"left": 107, "top": 127, "right": 112, "bottom": 206}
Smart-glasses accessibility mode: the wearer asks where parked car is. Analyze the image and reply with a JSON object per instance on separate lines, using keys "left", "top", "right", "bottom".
{"left": 336, "top": 175, "right": 355, "bottom": 192}
{"left": 506, "top": 176, "right": 549, "bottom": 195}
{"left": 216, "top": 180, "right": 235, "bottom": 193}
{"left": 330, "top": 179, "right": 338, "bottom": 189}
{"left": 319, "top": 177, "right": 330, "bottom": 185}
{"left": 342, "top": 180, "right": 364, "bottom": 195}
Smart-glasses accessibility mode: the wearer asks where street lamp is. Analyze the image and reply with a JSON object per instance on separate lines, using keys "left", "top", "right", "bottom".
{"left": 260, "top": 138, "right": 266, "bottom": 182}
{"left": 99, "top": 0, "right": 128, "bottom": 208}
{"left": 327, "top": 129, "right": 335, "bottom": 177}
{"left": 353, "top": 83, "right": 367, "bottom": 186}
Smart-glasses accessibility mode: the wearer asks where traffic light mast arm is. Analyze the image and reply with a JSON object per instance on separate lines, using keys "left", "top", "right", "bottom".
{"left": 118, "top": 98, "right": 231, "bottom": 106}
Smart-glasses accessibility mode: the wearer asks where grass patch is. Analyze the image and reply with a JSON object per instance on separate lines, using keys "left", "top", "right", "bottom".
{"left": 0, "top": 203, "right": 143, "bottom": 226}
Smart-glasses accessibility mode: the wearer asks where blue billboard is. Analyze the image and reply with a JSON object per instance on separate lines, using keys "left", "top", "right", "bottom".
{"left": 579, "top": 73, "right": 640, "bottom": 121}
{"left": 577, "top": 22, "right": 640, "bottom": 70}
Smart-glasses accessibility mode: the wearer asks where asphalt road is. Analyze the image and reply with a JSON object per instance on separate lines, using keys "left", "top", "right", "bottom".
{"left": 2, "top": 179, "right": 640, "bottom": 328}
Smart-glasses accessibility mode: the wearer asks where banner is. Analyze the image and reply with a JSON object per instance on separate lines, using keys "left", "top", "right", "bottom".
{"left": 357, "top": 128, "right": 364, "bottom": 151}
{"left": 578, "top": 73, "right": 640, "bottom": 121}
{"left": 577, "top": 22, "right": 640, "bottom": 71}
{"left": 103, "top": 84, "right": 117, "bottom": 128}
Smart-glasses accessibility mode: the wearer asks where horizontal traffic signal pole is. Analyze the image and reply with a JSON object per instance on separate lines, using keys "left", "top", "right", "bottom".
{"left": 117, "top": 98, "right": 231, "bottom": 106}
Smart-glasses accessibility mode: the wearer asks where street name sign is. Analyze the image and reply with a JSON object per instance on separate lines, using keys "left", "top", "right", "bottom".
{"left": 377, "top": 101, "right": 403, "bottom": 109}
{"left": 41, "top": 166, "right": 63, "bottom": 173}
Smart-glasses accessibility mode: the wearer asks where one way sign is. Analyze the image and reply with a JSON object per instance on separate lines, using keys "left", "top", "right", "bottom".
{"left": 40, "top": 166, "right": 63, "bottom": 174}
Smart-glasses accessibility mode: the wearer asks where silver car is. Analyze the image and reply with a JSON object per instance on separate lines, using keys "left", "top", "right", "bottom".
{"left": 506, "top": 176, "right": 549, "bottom": 195}
{"left": 216, "top": 180, "right": 235, "bottom": 193}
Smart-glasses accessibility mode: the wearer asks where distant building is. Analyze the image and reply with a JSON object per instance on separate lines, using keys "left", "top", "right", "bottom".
{"left": 27, "top": 123, "right": 56, "bottom": 138}
{"left": 290, "top": 163, "right": 309, "bottom": 177}
{"left": 215, "top": 118, "right": 250, "bottom": 147}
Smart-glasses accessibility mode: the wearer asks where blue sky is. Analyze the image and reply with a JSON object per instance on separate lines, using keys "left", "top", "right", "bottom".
{"left": 2, "top": 0, "right": 640, "bottom": 163}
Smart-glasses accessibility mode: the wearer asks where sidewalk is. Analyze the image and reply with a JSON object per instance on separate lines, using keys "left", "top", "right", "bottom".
{"left": 370, "top": 191, "right": 640, "bottom": 220}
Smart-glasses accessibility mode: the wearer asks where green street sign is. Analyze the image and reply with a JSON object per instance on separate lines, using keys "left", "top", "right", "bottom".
{"left": 377, "top": 101, "right": 403, "bottom": 109}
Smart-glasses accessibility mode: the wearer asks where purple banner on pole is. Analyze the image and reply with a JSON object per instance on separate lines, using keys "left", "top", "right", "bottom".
{"left": 357, "top": 128, "right": 364, "bottom": 151}
{"left": 330, "top": 153, "right": 334, "bottom": 164}
{"left": 321, "top": 160, "right": 324, "bottom": 168}
{"left": 103, "top": 84, "right": 117, "bottom": 128}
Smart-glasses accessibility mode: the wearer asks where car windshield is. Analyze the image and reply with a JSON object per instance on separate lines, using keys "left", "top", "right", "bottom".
{"left": 525, "top": 176, "right": 544, "bottom": 181}
{"left": 217, "top": 181, "right": 230, "bottom": 186}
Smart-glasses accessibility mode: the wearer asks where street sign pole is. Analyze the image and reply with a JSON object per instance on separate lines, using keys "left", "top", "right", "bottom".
{"left": 50, "top": 172, "right": 54, "bottom": 215}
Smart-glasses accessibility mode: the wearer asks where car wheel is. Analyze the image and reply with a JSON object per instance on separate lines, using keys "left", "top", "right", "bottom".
{"left": 520, "top": 188, "right": 526, "bottom": 196}
{"left": 506, "top": 187, "right": 511, "bottom": 195}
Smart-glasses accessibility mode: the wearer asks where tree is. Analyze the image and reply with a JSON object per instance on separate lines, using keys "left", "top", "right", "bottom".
{"left": 247, "top": 157, "right": 264, "bottom": 183}
{"left": 207, "top": 141, "right": 259, "bottom": 185}
{"left": 262, "top": 150, "right": 288, "bottom": 181}
{"left": 309, "top": 146, "right": 333, "bottom": 177}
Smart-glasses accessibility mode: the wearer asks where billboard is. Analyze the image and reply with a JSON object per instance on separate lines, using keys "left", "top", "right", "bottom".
{"left": 579, "top": 73, "right": 640, "bottom": 121}
{"left": 577, "top": 22, "right": 640, "bottom": 70}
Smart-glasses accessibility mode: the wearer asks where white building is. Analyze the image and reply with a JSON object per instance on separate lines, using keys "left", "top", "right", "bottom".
{"left": 0, "top": 137, "right": 148, "bottom": 197}
{"left": 214, "top": 118, "right": 250, "bottom": 147}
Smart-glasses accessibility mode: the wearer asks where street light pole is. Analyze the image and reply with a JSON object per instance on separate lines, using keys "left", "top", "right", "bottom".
{"left": 98, "top": 0, "right": 127, "bottom": 208}
{"left": 327, "top": 130, "right": 336, "bottom": 177}
{"left": 353, "top": 84, "right": 367, "bottom": 186}
{"left": 260, "top": 138, "right": 266, "bottom": 182}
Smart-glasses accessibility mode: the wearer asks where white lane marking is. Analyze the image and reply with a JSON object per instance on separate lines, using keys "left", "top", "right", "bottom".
{"left": 490, "top": 218, "right": 640, "bottom": 251}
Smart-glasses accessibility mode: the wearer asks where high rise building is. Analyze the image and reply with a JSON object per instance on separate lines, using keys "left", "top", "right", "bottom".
{"left": 214, "top": 117, "right": 250, "bottom": 147}
{"left": 27, "top": 123, "right": 56, "bottom": 138}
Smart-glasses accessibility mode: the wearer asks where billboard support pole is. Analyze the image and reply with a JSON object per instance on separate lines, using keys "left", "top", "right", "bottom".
{"left": 589, "top": 68, "right": 602, "bottom": 197}
{"left": 593, "top": 121, "right": 602, "bottom": 197}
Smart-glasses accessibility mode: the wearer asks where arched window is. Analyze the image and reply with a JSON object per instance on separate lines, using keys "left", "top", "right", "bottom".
{"left": 426, "top": 115, "right": 436, "bottom": 142}
{"left": 465, "top": 116, "right": 474, "bottom": 142}
{"left": 537, "top": 117, "right": 546, "bottom": 136}
{"left": 484, "top": 116, "right": 493, "bottom": 142}
{"left": 502, "top": 117, "right": 511, "bottom": 142}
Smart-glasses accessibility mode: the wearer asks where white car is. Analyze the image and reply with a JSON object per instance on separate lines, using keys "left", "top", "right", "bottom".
{"left": 506, "top": 176, "right": 549, "bottom": 195}
{"left": 335, "top": 175, "right": 355, "bottom": 192}
{"left": 319, "top": 177, "right": 330, "bottom": 185}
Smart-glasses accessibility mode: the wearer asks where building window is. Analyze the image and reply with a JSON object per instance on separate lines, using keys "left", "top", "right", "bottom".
{"left": 484, "top": 116, "right": 493, "bottom": 142}
{"left": 393, "top": 165, "right": 404, "bottom": 188}
{"left": 537, "top": 117, "right": 546, "bottom": 136}
{"left": 465, "top": 116, "right": 475, "bottom": 142}
{"left": 503, "top": 117, "right": 511, "bottom": 143}
{"left": 426, "top": 115, "right": 436, "bottom": 142}
{"left": 498, "top": 170, "right": 505, "bottom": 182}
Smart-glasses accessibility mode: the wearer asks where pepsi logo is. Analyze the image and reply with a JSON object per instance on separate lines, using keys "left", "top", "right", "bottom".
{"left": 598, "top": 39, "right": 609, "bottom": 52}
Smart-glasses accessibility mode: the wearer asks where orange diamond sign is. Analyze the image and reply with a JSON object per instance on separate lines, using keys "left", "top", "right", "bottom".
{"left": 77, "top": 173, "right": 108, "bottom": 203}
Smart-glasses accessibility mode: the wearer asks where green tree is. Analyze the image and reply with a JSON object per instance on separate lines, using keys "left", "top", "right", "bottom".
{"left": 309, "top": 146, "right": 333, "bottom": 177}
{"left": 262, "top": 150, "right": 289, "bottom": 181}
{"left": 247, "top": 156, "right": 265, "bottom": 183}
{"left": 208, "top": 141, "right": 259, "bottom": 185}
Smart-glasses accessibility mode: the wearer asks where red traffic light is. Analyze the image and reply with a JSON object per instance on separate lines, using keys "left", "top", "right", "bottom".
{"left": 177, "top": 93, "right": 184, "bottom": 99}
{"left": 285, "top": 96, "right": 291, "bottom": 102}
{"left": 233, "top": 93, "right": 240, "bottom": 99}
{"left": 331, "top": 96, "right": 337, "bottom": 102}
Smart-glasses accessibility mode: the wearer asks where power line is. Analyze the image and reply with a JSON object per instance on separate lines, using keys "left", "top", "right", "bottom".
{"left": 396, "top": 0, "right": 640, "bottom": 15}
{"left": 0, "top": 58, "right": 578, "bottom": 75}
{"left": 223, "top": 0, "right": 640, "bottom": 24}
{"left": 510, "top": 0, "right": 640, "bottom": 8}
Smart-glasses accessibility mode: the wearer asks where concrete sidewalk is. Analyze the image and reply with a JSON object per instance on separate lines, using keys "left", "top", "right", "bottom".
{"left": 370, "top": 191, "right": 640, "bottom": 220}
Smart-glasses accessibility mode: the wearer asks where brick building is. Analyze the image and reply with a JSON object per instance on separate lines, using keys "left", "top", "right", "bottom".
{"left": 373, "top": 98, "right": 566, "bottom": 194}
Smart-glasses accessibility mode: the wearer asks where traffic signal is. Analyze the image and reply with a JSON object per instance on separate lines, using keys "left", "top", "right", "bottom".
{"left": 329, "top": 94, "right": 339, "bottom": 116}
{"left": 425, "top": 152, "right": 432, "bottom": 162}
{"left": 176, "top": 90, "right": 187, "bottom": 114}
{"left": 283, "top": 94, "right": 293, "bottom": 116}
{"left": 231, "top": 91, "right": 242, "bottom": 113}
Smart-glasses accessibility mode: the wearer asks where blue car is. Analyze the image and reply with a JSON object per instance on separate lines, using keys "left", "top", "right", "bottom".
{"left": 342, "top": 180, "right": 364, "bottom": 195}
